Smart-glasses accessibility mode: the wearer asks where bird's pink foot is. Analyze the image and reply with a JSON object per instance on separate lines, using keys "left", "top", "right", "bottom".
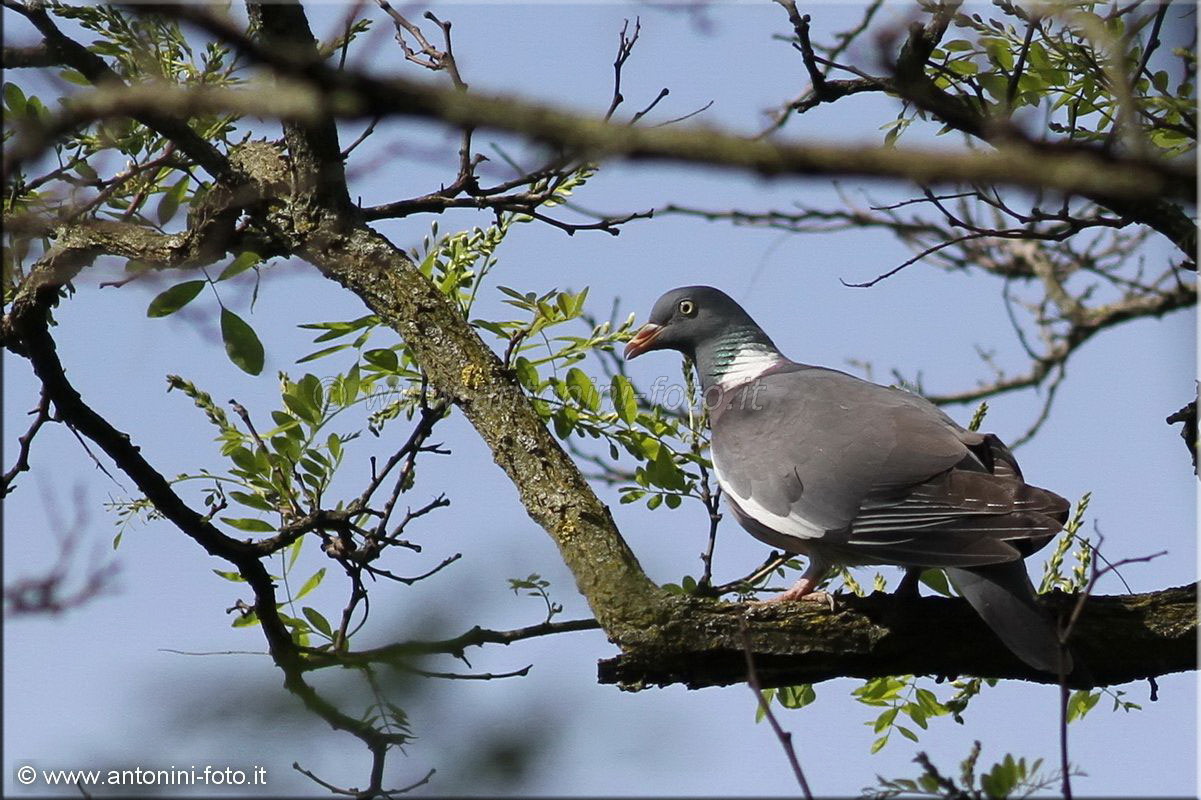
{"left": 751, "top": 580, "right": 835, "bottom": 611}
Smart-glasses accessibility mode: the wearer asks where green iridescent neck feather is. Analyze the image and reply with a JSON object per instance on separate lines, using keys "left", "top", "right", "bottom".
{"left": 695, "top": 325, "right": 781, "bottom": 389}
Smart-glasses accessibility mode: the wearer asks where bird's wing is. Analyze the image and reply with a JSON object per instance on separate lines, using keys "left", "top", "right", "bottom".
{"left": 710, "top": 365, "right": 973, "bottom": 535}
{"left": 710, "top": 365, "right": 1065, "bottom": 565}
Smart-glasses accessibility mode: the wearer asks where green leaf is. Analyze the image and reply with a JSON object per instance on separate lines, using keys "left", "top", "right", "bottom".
{"left": 1066, "top": 689, "right": 1101, "bottom": 723}
{"left": 756, "top": 688, "right": 775, "bottom": 722}
{"left": 896, "top": 725, "right": 919, "bottom": 742}
{"left": 58, "top": 68, "right": 91, "bottom": 85}
{"left": 218, "top": 251, "right": 261, "bottom": 282}
{"left": 611, "top": 374, "right": 637, "bottom": 425}
{"left": 919, "top": 568, "right": 952, "bottom": 597}
{"left": 513, "top": 356, "right": 539, "bottom": 391}
{"left": 221, "top": 308, "right": 265, "bottom": 375}
{"left": 212, "top": 569, "right": 246, "bottom": 582}
{"left": 905, "top": 703, "right": 928, "bottom": 729}
{"left": 156, "top": 175, "right": 188, "bottom": 225}
{"left": 229, "top": 446, "right": 260, "bottom": 473}
{"left": 914, "top": 687, "right": 948, "bottom": 717}
{"left": 73, "top": 161, "right": 99, "bottom": 182}
{"left": 364, "top": 348, "right": 399, "bottom": 372}
{"left": 147, "top": 280, "right": 205, "bottom": 317}
{"left": 3, "top": 82, "right": 26, "bottom": 115}
{"left": 870, "top": 736, "right": 888, "bottom": 754}
{"left": 776, "top": 684, "right": 816, "bottom": 709}
{"left": 942, "top": 39, "right": 975, "bottom": 52}
{"left": 645, "top": 444, "right": 685, "bottom": 490}
{"left": 297, "top": 343, "right": 351, "bottom": 363}
{"left": 299, "top": 374, "right": 324, "bottom": 413}
{"left": 948, "top": 58, "right": 980, "bottom": 76}
{"left": 220, "top": 516, "right": 276, "bottom": 533}
{"left": 229, "top": 490, "right": 273, "bottom": 512}
{"left": 283, "top": 391, "right": 320, "bottom": 426}
{"left": 977, "top": 72, "right": 1009, "bottom": 101}
{"left": 551, "top": 407, "right": 575, "bottom": 438}
{"left": 303, "top": 606, "right": 334, "bottom": 638}
{"left": 873, "top": 707, "right": 899, "bottom": 732}
{"left": 296, "top": 568, "right": 326, "bottom": 600}
{"left": 566, "top": 367, "right": 599, "bottom": 411}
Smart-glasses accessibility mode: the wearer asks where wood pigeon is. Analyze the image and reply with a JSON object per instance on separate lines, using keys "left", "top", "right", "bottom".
{"left": 625, "top": 286, "right": 1072, "bottom": 673}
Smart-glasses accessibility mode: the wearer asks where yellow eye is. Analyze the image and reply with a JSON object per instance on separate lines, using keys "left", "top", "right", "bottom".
{"left": 678, "top": 299, "right": 696, "bottom": 316}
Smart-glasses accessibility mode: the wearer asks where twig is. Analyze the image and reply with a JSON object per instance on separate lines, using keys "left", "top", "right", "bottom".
{"left": 1059, "top": 676, "right": 1073, "bottom": 800}
{"left": 712, "top": 551, "right": 794, "bottom": 597}
{"left": 364, "top": 552, "right": 462, "bottom": 585}
{"left": 303, "top": 617, "right": 600, "bottom": 670}
{"left": 391, "top": 662, "right": 532, "bottom": 681}
{"left": 604, "top": 18, "right": 641, "bottom": 121}
{"left": 292, "top": 761, "right": 434, "bottom": 798}
{"left": 631, "top": 87, "right": 670, "bottom": 125}
{"left": 739, "top": 619, "right": 814, "bottom": 800}
{"left": 342, "top": 116, "right": 381, "bottom": 158}
{"left": 774, "top": 3, "right": 826, "bottom": 95}
{"left": 652, "top": 99, "right": 714, "bottom": 127}
{"left": 1006, "top": 17, "right": 1039, "bottom": 110}
{"left": 353, "top": 395, "right": 447, "bottom": 515}
{"left": 1056, "top": 534, "right": 1169, "bottom": 800}
{"left": 1, "top": 387, "right": 52, "bottom": 496}
{"left": 841, "top": 232, "right": 989, "bottom": 288}
{"left": 63, "top": 422, "right": 125, "bottom": 490}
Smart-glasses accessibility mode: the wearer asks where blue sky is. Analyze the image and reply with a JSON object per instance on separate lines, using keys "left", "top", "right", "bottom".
{"left": 4, "top": 2, "right": 1196, "bottom": 797}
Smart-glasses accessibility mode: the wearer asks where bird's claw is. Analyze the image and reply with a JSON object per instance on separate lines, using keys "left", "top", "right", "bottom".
{"left": 751, "top": 589, "right": 836, "bottom": 612}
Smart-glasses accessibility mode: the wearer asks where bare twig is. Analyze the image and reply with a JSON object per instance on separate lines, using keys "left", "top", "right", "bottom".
{"left": 1, "top": 387, "right": 53, "bottom": 497}
{"left": 739, "top": 619, "right": 814, "bottom": 800}
{"left": 604, "top": 18, "right": 641, "bottom": 121}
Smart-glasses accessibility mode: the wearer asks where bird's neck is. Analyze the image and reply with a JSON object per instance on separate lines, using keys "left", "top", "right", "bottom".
{"left": 695, "top": 326, "right": 784, "bottom": 391}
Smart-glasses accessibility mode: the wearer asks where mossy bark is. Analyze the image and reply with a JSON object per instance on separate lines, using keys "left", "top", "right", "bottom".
{"left": 598, "top": 584, "right": 1198, "bottom": 690}
{"left": 300, "top": 220, "right": 664, "bottom": 638}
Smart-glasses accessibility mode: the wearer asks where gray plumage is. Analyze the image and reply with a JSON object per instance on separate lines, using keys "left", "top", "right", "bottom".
{"left": 625, "top": 286, "right": 1072, "bottom": 673}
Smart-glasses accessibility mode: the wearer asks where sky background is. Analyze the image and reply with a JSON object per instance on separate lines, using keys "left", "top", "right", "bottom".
{"left": 4, "top": 2, "right": 1197, "bottom": 797}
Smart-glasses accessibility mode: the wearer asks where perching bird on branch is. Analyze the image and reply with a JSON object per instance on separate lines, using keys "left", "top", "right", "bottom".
{"left": 625, "top": 286, "right": 1073, "bottom": 674}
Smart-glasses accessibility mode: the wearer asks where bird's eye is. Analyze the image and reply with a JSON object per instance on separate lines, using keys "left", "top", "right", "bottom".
{"left": 678, "top": 299, "right": 696, "bottom": 316}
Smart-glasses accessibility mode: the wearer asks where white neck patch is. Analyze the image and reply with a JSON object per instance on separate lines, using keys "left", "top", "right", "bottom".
{"left": 717, "top": 346, "right": 783, "bottom": 387}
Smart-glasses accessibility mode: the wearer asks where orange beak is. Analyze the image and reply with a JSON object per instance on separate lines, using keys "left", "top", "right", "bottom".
{"left": 623, "top": 323, "right": 664, "bottom": 359}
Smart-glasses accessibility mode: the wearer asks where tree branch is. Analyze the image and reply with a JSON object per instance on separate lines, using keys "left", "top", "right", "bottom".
{"left": 246, "top": 1, "right": 351, "bottom": 214}
{"left": 599, "top": 584, "right": 1197, "bottom": 690}
{"left": 7, "top": 55, "right": 1192, "bottom": 207}
{"left": 2, "top": 43, "right": 56, "bottom": 68}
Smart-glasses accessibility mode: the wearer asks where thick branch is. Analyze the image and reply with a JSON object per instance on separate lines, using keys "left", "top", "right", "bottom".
{"left": 2, "top": 43, "right": 56, "bottom": 68}
{"left": 599, "top": 584, "right": 1197, "bottom": 690}
{"left": 246, "top": 2, "right": 351, "bottom": 214}
{"left": 299, "top": 218, "right": 664, "bottom": 637}
{"left": 6, "top": 66, "right": 1192, "bottom": 208}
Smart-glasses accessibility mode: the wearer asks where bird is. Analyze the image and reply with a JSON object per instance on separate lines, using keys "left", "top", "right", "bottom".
{"left": 624, "top": 285, "right": 1073, "bottom": 674}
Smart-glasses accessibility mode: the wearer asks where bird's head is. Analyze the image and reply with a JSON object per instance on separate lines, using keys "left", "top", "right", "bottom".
{"left": 624, "top": 285, "right": 761, "bottom": 360}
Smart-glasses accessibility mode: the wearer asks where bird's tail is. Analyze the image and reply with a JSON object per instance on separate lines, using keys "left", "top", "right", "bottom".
{"left": 945, "top": 562, "right": 1073, "bottom": 674}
